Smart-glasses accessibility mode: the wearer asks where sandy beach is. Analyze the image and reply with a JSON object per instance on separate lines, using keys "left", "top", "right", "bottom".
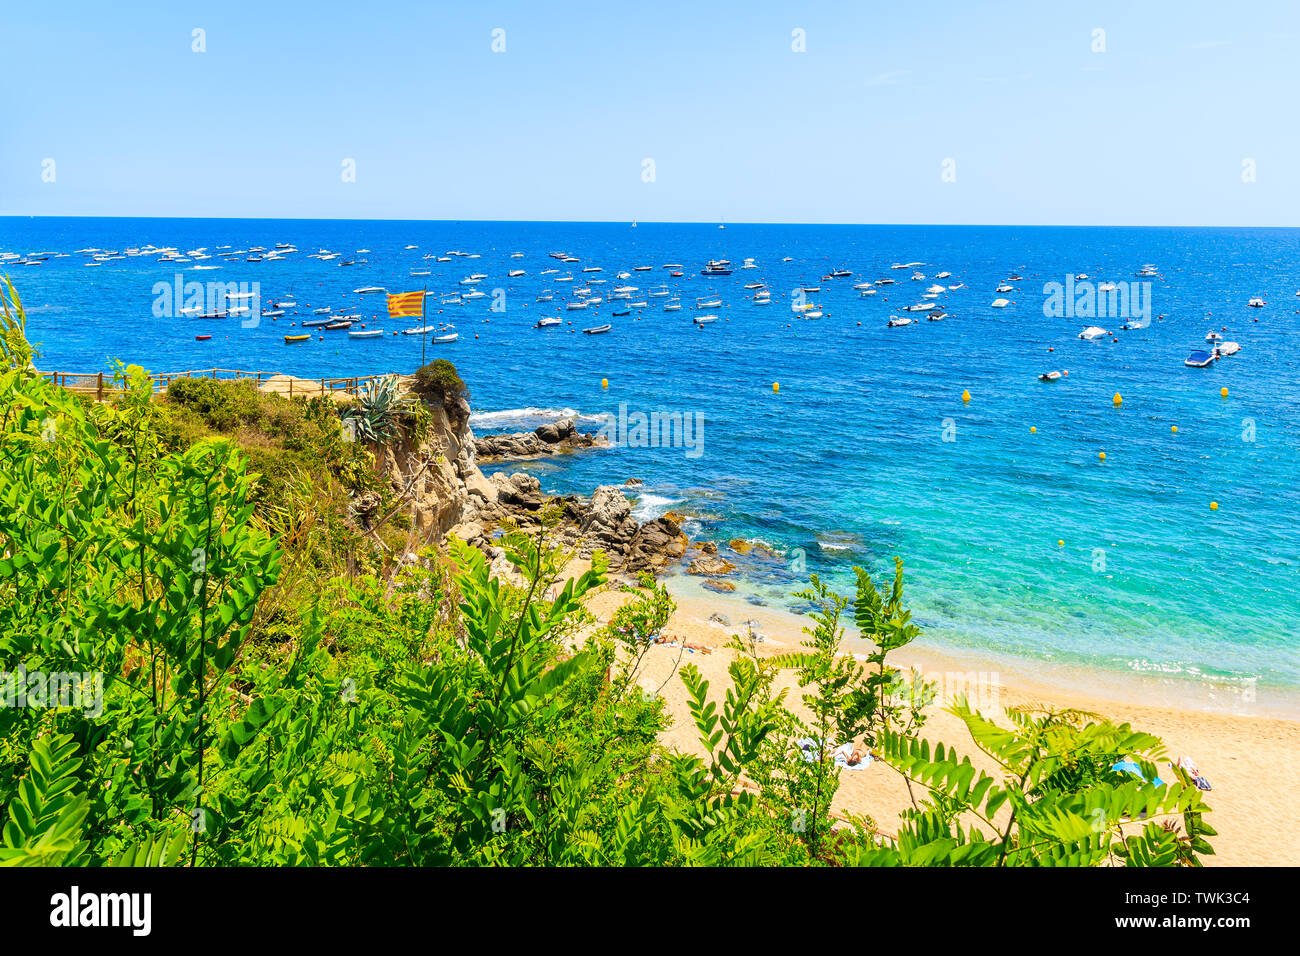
{"left": 578, "top": 570, "right": 1300, "bottom": 867}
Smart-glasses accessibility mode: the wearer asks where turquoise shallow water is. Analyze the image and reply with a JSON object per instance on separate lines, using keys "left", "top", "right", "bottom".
{"left": 4, "top": 218, "right": 1298, "bottom": 715}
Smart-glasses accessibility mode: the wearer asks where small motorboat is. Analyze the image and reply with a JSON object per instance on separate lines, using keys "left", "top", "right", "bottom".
{"left": 353, "top": 286, "right": 387, "bottom": 294}
{"left": 612, "top": 309, "right": 631, "bottom": 317}
{"left": 583, "top": 324, "right": 612, "bottom": 334}
{"left": 694, "top": 314, "right": 718, "bottom": 325}
{"left": 1205, "top": 331, "right": 1223, "bottom": 343}
{"left": 401, "top": 325, "right": 436, "bottom": 335}
{"left": 664, "top": 301, "right": 682, "bottom": 311}
{"left": 508, "top": 269, "right": 525, "bottom": 277}
{"left": 1039, "top": 370, "right": 1063, "bottom": 382}
{"left": 1078, "top": 326, "right": 1109, "bottom": 340}
{"left": 996, "top": 284, "right": 1014, "bottom": 293}
{"left": 284, "top": 334, "right": 311, "bottom": 343}
{"left": 301, "top": 318, "right": 332, "bottom": 327}
{"left": 324, "top": 320, "right": 354, "bottom": 330}
{"left": 1184, "top": 349, "right": 1217, "bottom": 367}
{"left": 1217, "top": 341, "right": 1241, "bottom": 355}
{"left": 348, "top": 329, "right": 384, "bottom": 338}
{"left": 903, "top": 302, "right": 936, "bottom": 311}
{"left": 887, "top": 316, "right": 914, "bottom": 327}
{"left": 990, "top": 298, "right": 1011, "bottom": 308}
{"left": 195, "top": 334, "right": 212, "bottom": 341}
{"left": 1247, "top": 297, "right": 1265, "bottom": 307}
{"left": 432, "top": 333, "right": 458, "bottom": 343}
{"left": 535, "top": 317, "right": 562, "bottom": 328}
{"left": 262, "top": 309, "right": 285, "bottom": 318}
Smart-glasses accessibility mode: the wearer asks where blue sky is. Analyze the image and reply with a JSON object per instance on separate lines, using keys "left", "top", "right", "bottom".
{"left": 2, "top": 0, "right": 1297, "bottom": 225}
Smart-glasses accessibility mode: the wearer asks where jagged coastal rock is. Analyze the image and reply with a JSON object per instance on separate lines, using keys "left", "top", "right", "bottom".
{"left": 474, "top": 417, "right": 608, "bottom": 461}
{"left": 374, "top": 394, "right": 683, "bottom": 571}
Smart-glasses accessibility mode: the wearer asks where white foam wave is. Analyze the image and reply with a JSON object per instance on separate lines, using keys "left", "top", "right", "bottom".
{"left": 469, "top": 406, "right": 608, "bottom": 428}
{"left": 631, "top": 493, "right": 681, "bottom": 522}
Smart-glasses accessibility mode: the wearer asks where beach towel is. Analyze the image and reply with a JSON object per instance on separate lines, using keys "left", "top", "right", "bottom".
{"left": 830, "top": 743, "right": 873, "bottom": 770}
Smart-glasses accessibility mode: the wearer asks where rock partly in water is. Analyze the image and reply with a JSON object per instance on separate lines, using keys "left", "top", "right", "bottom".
{"left": 687, "top": 556, "right": 736, "bottom": 576}
{"left": 475, "top": 417, "right": 607, "bottom": 461}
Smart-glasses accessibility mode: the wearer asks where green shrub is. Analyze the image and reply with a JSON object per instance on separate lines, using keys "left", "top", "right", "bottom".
{"left": 412, "top": 359, "right": 469, "bottom": 413}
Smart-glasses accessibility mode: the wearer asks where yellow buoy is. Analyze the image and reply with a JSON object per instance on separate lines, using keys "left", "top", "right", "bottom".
{"left": 1030, "top": 426, "right": 1037, "bottom": 433}
{"left": 1099, "top": 451, "right": 1106, "bottom": 460}
{"left": 772, "top": 382, "right": 779, "bottom": 393}
{"left": 1211, "top": 501, "right": 1219, "bottom": 511}
{"left": 1113, "top": 392, "right": 1122, "bottom": 406}
{"left": 601, "top": 378, "right": 608, "bottom": 389}
{"left": 1220, "top": 387, "right": 1229, "bottom": 398}
{"left": 961, "top": 389, "right": 971, "bottom": 403}
{"left": 1058, "top": 539, "right": 1064, "bottom": 546}
{"left": 1171, "top": 425, "right": 1178, "bottom": 433}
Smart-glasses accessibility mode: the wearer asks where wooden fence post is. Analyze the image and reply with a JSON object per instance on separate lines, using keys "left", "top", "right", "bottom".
{"left": 97, "top": 372, "right": 103, "bottom": 402}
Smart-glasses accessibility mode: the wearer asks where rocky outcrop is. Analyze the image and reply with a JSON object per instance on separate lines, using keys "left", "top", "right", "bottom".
{"left": 361, "top": 391, "right": 683, "bottom": 573}
{"left": 368, "top": 396, "right": 497, "bottom": 552}
{"left": 475, "top": 417, "right": 609, "bottom": 462}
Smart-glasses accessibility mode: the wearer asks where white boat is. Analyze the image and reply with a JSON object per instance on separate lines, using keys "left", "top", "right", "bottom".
{"left": 1078, "top": 326, "right": 1110, "bottom": 340}
{"left": 462, "top": 290, "right": 486, "bottom": 300}
{"left": 354, "top": 286, "right": 387, "bottom": 294}
{"left": 1217, "top": 341, "right": 1241, "bottom": 355}
{"left": 535, "top": 317, "right": 562, "bottom": 328}
{"left": 402, "top": 325, "right": 436, "bottom": 335}
{"left": 990, "top": 298, "right": 1011, "bottom": 308}
{"left": 935, "top": 271, "right": 951, "bottom": 279}
{"left": 751, "top": 296, "right": 772, "bottom": 305}
{"left": 694, "top": 314, "right": 718, "bottom": 325}
{"left": 1248, "top": 297, "right": 1265, "bottom": 307}
{"left": 996, "top": 284, "right": 1014, "bottom": 293}
{"left": 887, "top": 316, "right": 914, "bottom": 327}
{"left": 664, "top": 300, "right": 682, "bottom": 311}
{"left": 1205, "top": 331, "right": 1223, "bottom": 343}
{"left": 1039, "top": 370, "right": 1063, "bottom": 382}
{"left": 858, "top": 288, "right": 877, "bottom": 296}
{"left": 536, "top": 291, "right": 555, "bottom": 302}
{"left": 566, "top": 301, "right": 589, "bottom": 310}
{"left": 926, "top": 284, "right": 946, "bottom": 294}
{"left": 903, "top": 302, "right": 936, "bottom": 312}
{"left": 583, "top": 324, "right": 612, "bottom": 334}
{"left": 1185, "top": 349, "right": 1217, "bottom": 367}
{"left": 348, "top": 329, "right": 384, "bottom": 338}
{"left": 432, "top": 333, "right": 458, "bottom": 343}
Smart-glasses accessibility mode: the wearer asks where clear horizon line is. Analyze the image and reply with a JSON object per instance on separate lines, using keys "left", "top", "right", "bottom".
{"left": 1, "top": 214, "right": 1297, "bottom": 230}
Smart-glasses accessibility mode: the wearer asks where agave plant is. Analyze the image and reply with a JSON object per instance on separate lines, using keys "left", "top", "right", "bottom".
{"left": 341, "top": 374, "right": 414, "bottom": 444}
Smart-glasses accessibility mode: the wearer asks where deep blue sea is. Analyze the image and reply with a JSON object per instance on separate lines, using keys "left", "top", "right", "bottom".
{"left": 3, "top": 217, "right": 1298, "bottom": 715}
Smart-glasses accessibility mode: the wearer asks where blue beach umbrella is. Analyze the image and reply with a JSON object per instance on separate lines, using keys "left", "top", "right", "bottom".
{"left": 1111, "top": 760, "right": 1165, "bottom": 788}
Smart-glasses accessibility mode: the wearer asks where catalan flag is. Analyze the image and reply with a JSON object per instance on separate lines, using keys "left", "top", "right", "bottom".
{"left": 386, "top": 290, "right": 425, "bottom": 319}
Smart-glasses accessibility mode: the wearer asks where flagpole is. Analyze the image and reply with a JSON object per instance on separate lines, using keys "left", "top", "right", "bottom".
{"left": 421, "top": 284, "right": 427, "bottom": 367}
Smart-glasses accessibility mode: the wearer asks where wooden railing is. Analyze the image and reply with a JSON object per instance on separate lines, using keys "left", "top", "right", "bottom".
{"left": 43, "top": 368, "right": 393, "bottom": 401}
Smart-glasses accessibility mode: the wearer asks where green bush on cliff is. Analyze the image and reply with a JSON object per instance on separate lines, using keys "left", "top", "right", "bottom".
{"left": 412, "top": 359, "right": 469, "bottom": 412}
